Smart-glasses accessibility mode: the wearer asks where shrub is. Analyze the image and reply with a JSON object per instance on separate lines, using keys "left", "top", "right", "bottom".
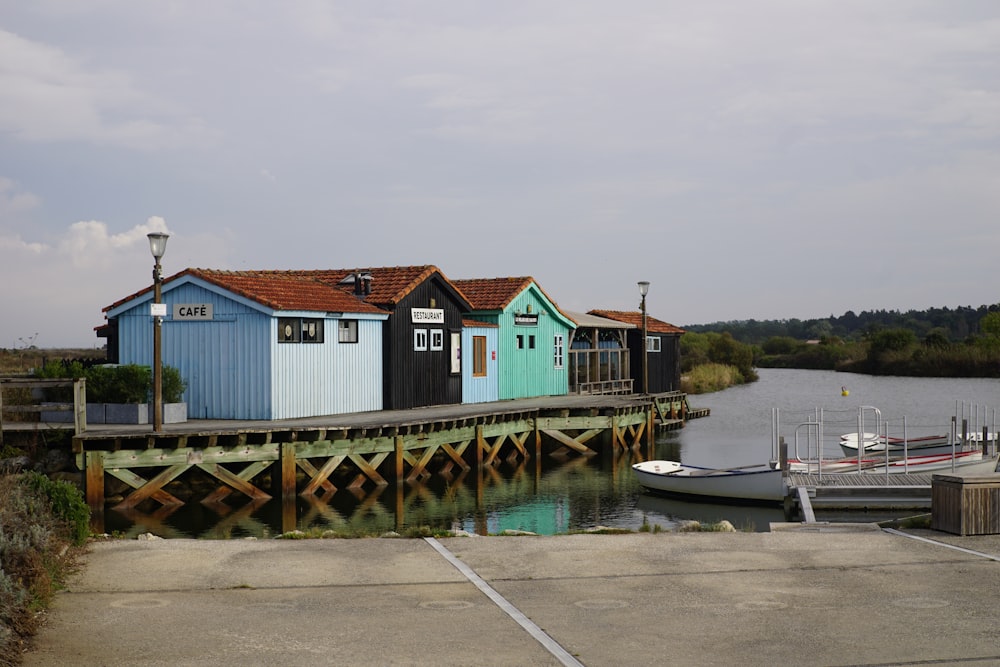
{"left": 21, "top": 472, "right": 89, "bottom": 547}
{"left": 34, "top": 363, "right": 187, "bottom": 404}
{"left": 0, "top": 472, "right": 85, "bottom": 665}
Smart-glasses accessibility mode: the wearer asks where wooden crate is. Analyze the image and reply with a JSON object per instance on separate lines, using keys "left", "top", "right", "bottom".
{"left": 931, "top": 473, "right": 1000, "bottom": 536}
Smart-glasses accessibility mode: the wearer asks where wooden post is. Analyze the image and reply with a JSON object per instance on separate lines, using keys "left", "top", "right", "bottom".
{"left": 475, "top": 424, "right": 484, "bottom": 470}
{"left": 280, "top": 442, "right": 297, "bottom": 498}
{"left": 74, "top": 378, "right": 87, "bottom": 434}
{"left": 84, "top": 450, "right": 105, "bottom": 534}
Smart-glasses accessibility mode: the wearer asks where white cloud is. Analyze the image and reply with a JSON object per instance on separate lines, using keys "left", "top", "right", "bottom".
{"left": 0, "top": 28, "right": 211, "bottom": 150}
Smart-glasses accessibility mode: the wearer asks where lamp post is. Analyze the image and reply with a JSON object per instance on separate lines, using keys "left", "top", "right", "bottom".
{"left": 637, "top": 280, "right": 650, "bottom": 395}
{"left": 148, "top": 232, "right": 169, "bottom": 432}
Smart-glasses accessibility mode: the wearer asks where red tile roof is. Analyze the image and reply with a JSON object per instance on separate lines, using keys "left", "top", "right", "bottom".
{"left": 103, "top": 268, "right": 386, "bottom": 315}
{"left": 281, "top": 265, "right": 469, "bottom": 309}
{"left": 452, "top": 276, "right": 570, "bottom": 324}
{"left": 588, "top": 310, "right": 685, "bottom": 335}
{"left": 451, "top": 277, "right": 535, "bottom": 311}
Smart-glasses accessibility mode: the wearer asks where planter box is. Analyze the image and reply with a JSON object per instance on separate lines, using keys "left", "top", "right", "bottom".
{"left": 68, "top": 402, "right": 189, "bottom": 425}
{"left": 41, "top": 403, "right": 103, "bottom": 424}
{"left": 105, "top": 403, "right": 149, "bottom": 424}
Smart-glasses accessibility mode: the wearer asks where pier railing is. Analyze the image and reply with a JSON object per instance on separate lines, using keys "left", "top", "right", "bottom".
{"left": 0, "top": 377, "right": 87, "bottom": 445}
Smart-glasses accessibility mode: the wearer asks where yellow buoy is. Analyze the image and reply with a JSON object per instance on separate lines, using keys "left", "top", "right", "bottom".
{"left": 841, "top": 386, "right": 849, "bottom": 397}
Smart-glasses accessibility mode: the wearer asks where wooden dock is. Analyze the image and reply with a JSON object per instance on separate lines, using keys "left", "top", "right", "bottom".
{"left": 22, "top": 391, "right": 703, "bottom": 532}
{"left": 787, "top": 471, "right": 936, "bottom": 523}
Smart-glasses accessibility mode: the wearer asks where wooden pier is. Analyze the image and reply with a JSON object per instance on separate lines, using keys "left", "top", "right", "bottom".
{"left": 52, "top": 391, "right": 703, "bottom": 532}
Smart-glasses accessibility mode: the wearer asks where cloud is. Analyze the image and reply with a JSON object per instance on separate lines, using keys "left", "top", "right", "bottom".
{"left": 0, "top": 28, "right": 211, "bottom": 150}
{"left": 0, "top": 216, "right": 231, "bottom": 348}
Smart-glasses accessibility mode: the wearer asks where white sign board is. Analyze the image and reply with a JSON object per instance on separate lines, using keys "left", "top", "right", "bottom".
{"left": 150, "top": 303, "right": 167, "bottom": 317}
{"left": 411, "top": 308, "right": 445, "bottom": 324}
{"left": 173, "top": 303, "right": 214, "bottom": 320}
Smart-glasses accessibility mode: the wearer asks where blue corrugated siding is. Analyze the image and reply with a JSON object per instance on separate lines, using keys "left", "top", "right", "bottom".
{"left": 462, "top": 326, "right": 498, "bottom": 404}
{"left": 110, "top": 279, "right": 385, "bottom": 419}
{"left": 270, "top": 318, "right": 383, "bottom": 419}
{"left": 115, "top": 282, "right": 272, "bottom": 419}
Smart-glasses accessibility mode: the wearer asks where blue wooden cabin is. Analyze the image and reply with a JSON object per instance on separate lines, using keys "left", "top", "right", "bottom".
{"left": 101, "top": 269, "right": 388, "bottom": 420}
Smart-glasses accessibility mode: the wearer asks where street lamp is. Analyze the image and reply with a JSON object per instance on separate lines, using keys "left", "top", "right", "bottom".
{"left": 637, "top": 281, "right": 650, "bottom": 395}
{"left": 148, "top": 232, "right": 169, "bottom": 432}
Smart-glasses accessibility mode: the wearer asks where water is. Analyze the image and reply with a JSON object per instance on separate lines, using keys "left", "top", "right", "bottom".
{"left": 103, "top": 369, "right": 1000, "bottom": 538}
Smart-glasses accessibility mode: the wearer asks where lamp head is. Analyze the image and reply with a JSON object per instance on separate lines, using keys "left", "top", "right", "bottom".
{"left": 637, "top": 280, "right": 650, "bottom": 297}
{"left": 147, "top": 232, "right": 170, "bottom": 260}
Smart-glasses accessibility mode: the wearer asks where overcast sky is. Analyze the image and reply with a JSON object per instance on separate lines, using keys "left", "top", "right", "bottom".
{"left": 2, "top": 2, "right": 999, "bottom": 349}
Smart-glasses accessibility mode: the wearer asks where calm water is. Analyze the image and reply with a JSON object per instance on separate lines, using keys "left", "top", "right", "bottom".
{"left": 104, "top": 369, "right": 1000, "bottom": 538}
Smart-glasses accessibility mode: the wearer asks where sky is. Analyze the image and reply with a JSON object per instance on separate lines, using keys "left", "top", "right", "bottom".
{"left": 2, "top": 1, "right": 999, "bottom": 349}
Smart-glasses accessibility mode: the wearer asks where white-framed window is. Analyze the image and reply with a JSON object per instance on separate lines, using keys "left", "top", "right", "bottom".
{"left": 553, "top": 334, "right": 564, "bottom": 369}
{"left": 338, "top": 319, "right": 358, "bottom": 343}
{"left": 414, "top": 328, "right": 428, "bottom": 351}
{"left": 646, "top": 336, "right": 661, "bottom": 352}
{"left": 516, "top": 334, "right": 524, "bottom": 349}
{"left": 430, "top": 329, "right": 444, "bottom": 351}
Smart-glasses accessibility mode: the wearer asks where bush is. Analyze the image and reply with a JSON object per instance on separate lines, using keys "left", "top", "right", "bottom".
{"left": 21, "top": 472, "right": 89, "bottom": 547}
{"left": 34, "top": 363, "right": 187, "bottom": 404}
{"left": 0, "top": 472, "right": 86, "bottom": 665}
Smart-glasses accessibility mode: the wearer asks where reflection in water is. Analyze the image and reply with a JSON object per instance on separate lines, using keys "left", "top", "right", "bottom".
{"left": 101, "top": 370, "right": 1000, "bottom": 538}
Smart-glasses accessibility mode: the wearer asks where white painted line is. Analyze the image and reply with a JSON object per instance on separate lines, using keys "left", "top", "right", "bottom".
{"left": 883, "top": 528, "right": 1000, "bottom": 562}
{"left": 425, "top": 537, "right": 585, "bottom": 667}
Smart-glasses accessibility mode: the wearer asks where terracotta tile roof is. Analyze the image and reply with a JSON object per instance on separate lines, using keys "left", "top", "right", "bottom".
{"left": 451, "top": 277, "right": 535, "bottom": 311}
{"left": 281, "top": 265, "right": 468, "bottom": 309}
{"left": 588, "top": 310, "right": 685, "bottom": 335}
{"left": 103, "top": 268, "right": 386, "bottom": 315}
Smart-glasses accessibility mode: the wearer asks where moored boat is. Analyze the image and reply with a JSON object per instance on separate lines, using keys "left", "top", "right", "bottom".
{"left": 632, "top": 460, "right": 786, "bottom": 505}
{"left": 838, "top": 432, "right": 953, "bottom": 456}
{"left": 787, "top": 448, "right": 1000, "bottom": 475}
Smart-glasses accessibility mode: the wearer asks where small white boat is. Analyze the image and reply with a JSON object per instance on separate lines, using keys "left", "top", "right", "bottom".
{"left": 839, "top": 432, "right": 953, "bottom": 456}
{"left": 632, "top": 460, "right": 786, "bottom": 505}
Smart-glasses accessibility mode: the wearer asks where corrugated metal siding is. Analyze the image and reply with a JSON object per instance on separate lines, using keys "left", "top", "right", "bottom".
{"left": 116, "top": 282, "right": 273, "bottom": 419}
{"left": 497, "top": 291, "right": 571, "bottom": 400}
{"left": 385, "top": 278, "right": 464, "bottom": 409}
{"left": 271, "top": 318, "right": 383, "bottom": 419}
{"left": 461, "top": 326, "right": 498, "bottom": 404}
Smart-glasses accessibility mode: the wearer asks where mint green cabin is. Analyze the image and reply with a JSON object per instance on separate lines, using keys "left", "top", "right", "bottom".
{"left": 454, "top": 277, "right": 577, "bottom": 400}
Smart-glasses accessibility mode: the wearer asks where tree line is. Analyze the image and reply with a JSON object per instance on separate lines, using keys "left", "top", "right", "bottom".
{"left": 683, "top": 303, "right": 1000, "bottom": 345}
{"left": 682, "top": 303, "right": 1000, "bottom": 378}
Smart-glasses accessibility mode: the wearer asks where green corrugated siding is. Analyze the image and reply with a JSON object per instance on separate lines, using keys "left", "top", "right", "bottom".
{"left": 496, "top": 288, "right": 572, "bottom": 400}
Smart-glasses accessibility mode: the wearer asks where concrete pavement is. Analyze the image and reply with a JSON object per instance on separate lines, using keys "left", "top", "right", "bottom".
{"left": 23, "top": 525, "right": 1000, "bottom": 667}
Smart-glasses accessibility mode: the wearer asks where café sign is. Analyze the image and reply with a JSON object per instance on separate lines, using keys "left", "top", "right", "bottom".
{"left": 173, "top": 303, "right": 214, "bottom": 320}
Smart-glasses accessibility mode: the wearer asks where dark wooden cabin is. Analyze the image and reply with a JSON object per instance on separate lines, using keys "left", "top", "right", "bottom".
{"left": 334, "top": 266, "right": 472, "bottom": 410}
{"left": 588, "top": 310, "right": 685, "bottom": 393}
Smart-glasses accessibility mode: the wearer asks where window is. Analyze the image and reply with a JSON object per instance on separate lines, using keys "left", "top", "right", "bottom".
{"left": 302, "top": 318, "right": 324, "bottom": 343}
{"left": 646, "top": 336, "right": 661, "bottom": 352}
{"left": 414, "top": 329, "right": 428, "bottom": 351}
{"left": 450, "top": 332, "right": 461, "bottom": 374}
{"left": 338, "top": 319, "right": 358, "bottom": 343}
{"left": 516, "top": 334, "right": 524, "bottom": 349}
{"left": 553, "top": 334, "right": 564, "bottom": 369}
{"left": 528, "top": 335, "right": 536, "bottom": 349}
{"left": 430, "top": 329, "right": 444, "bottom": 351}
{"left": 278, "top": 318, "right": 300, "bottom": 343}
{"left": 473, "top": 336, "right": 487, "bottom": 377}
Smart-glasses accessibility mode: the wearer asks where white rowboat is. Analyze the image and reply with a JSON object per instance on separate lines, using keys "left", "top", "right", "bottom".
{"left": 632, "top": 460, "right": 786, "bottom": 505}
